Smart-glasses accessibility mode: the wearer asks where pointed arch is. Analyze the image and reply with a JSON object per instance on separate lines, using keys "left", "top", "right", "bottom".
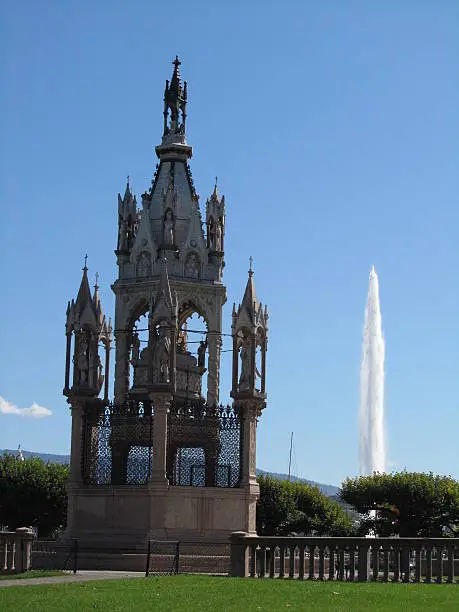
{"left": 125, "top": 295, "right": 150, "bottom": 331}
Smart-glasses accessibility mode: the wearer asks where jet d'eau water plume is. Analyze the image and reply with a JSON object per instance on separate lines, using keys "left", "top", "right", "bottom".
{"left": 359, "top": 266, "right": 386, "bottom": 475}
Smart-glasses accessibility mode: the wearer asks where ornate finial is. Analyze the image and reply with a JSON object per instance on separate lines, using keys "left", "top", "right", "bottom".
{"left": 249, "top": 256, "right": 254, "bottom": 276}
{"left": 212, "top": 176, "right": 219, "bottom": 199}
{"left": 94, "top": 272, "right": 99, "bottom": 289}
{"left": 124, "top": 175, "right": 132, "bottom": 198}
{"left": 170, "top": 56, "right": 182, "bottom": 93}
{"left": 83, "top": 254, "right": 88, "bottom": 271}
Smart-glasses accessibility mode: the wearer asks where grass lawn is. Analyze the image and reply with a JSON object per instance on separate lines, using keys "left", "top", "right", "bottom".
{"left": 0, "top": 575, "right": 457, "bottom": 611}
{"left": 0, "top": 570, "right": 69, "bottom": 581}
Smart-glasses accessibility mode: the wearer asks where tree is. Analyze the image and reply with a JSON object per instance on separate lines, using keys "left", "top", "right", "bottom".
{"left": 0, "top": 452, "right": 68, "bottom": 537}
{"left": 257, "top": 474, "right": 355, "bottom": 536}
{"left": 339, "top": 472, "right": 459, "bottom": 537}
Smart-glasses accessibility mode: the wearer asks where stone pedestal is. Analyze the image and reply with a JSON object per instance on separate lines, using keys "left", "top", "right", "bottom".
{"left": 63, "top": 484, "right": 258, "bottom": 549}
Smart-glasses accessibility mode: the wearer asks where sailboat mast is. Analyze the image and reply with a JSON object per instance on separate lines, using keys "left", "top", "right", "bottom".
{"left": 288, "top": 432, "right": 293, "bottom": 482}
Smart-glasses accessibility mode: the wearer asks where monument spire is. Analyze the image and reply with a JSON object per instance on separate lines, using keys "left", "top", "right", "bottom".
{"left": 75, "top": 256, "right": 92, "bottom": 314}
{"left": 240, "top": 259, "right": 258, "bottom": 316}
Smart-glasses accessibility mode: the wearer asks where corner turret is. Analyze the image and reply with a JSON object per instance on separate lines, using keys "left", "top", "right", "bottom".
{"left": 231, "top": 258, "right": 268, "bottom": 403}
{"left": 64, "top": 257, "right": 112, "bottom": 400}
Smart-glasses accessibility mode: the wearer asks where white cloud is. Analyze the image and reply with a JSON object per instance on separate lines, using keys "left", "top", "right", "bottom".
{"left": 0, "top": 396, "right": 52, "bottom": 419}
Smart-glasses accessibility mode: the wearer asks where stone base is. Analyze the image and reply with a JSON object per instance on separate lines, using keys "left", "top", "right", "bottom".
{"left": 65, "top": 483, "right": 259, "bottom": 549}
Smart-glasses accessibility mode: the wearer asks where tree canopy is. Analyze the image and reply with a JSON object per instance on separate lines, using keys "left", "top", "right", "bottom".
{"left": 339, "top": 472, "right": 459, "bottom": 537}
{"left": 257, "top": 474, "right": 355, "bottom": 536}
{"left": 0, "top": 452, "right": 68, "bottom": 537}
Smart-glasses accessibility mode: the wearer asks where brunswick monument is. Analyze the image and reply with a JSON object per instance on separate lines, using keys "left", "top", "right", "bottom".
{"left": 63, "top": 58, "right": 268, "bottom": 547}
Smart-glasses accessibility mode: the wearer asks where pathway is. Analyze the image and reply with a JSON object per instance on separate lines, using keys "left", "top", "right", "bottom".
{"left": 0, "top": 570, "right": 145, "bottom": 588}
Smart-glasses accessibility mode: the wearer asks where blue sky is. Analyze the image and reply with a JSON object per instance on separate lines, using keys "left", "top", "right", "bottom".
{"left": 0, "top": 1, "right": 458, "bottom": 486}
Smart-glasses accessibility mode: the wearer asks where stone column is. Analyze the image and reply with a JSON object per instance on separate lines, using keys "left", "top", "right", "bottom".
{"left": 149, "top": 393, "right": 172, "bottom": 486}
{"left": 114, "top": 330, "right": 130, "bottom": 404}
{"left": 206, "top": 332, "right": 221, "bottom": 407}
{"left": 231, "top": 331, "right": 239, "bottom": 393}
{"left": 64, "top": 332, "right": 72, "bottom": 393}
{"left": 65, "top": 399, "right": 85, "bottom": 539}
{"left": 68, "top": 400, "right": 85, "bottom": 484}
{"left": 261, "top": 338, "right": 267, "bottom": 395}
{"left": 103, "top": 343, "right": 110, "bottom": 402}
{"left": 239, "top": 401, "right": 259, "bottom": 487}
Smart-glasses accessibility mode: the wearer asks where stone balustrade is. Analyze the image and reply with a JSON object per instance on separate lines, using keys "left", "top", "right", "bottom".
{"left": 230, "top": 532, "right": 459, "bottom": 583}
{"left": 0, "top": 528, "right": 34, "bottom": 574}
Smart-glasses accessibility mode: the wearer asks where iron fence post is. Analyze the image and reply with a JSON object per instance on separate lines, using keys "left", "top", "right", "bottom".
{"left": 73, "top": 539, "right": 78, "bottom": 574}
{"left": 175, "top": 541, "right": 180, "bottom": 574}
{"left": 145, "top": 540, "right": 151, "bottom": 577}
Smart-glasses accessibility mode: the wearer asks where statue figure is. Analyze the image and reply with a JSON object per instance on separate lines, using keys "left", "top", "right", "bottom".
{"left": 239, "top": 339, "right": 251, "bottom": 391}
{"left": 118, "top": 219, "right": 129, "bottom": 251}
{"left": 215, "top": 221, "right": 222, "bottom": 251}
{"left": 153, "top": 322, "right": 171, "bottom": 383}
{"left": 96, "top": 354, "right": 104, "bottom": 393}
{"left": 177, "top": 322, "right": 188, "bottom": 354}
{"left": 208, "top": 218, "right": 215, "bottom": 249}
{"left": 163, "top": 209, "right": 175, "bottom": 247}
{"left": 131, "top": 332, "right": 140, "bottom": 364}
{"left": 185, "top": 253, "right": 200, "bottom": 278}
{"left": 77, "top": 335, "right": 89, "bottom": 385}
{"left": 137, "top": 252, "right": 151, "bottom": 277}
{"left": 197, "top": 338, "right": 207, "bottom": 369}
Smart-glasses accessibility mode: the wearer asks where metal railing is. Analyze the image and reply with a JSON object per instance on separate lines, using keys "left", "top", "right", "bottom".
{"left": 31, "top": 538, "right": 229, "bottom": 576}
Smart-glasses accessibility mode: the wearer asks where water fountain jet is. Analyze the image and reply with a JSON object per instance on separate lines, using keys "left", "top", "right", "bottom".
{"left": 359, "top": 265, "right": 386, "bottom": 475}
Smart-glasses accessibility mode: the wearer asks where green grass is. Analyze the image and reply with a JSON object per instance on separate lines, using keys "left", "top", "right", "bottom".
{"left": 0, "top": 570, "right": 69, "bottom": 581}
{"left": 0, "top": 575, "right": 457, "bottom": 611}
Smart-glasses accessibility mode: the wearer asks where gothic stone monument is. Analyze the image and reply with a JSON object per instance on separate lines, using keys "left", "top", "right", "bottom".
{"left": 64, "top": 58, "right": 268, "bottom": 548}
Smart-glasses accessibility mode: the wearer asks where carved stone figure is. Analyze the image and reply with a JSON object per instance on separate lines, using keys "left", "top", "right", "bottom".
{"left": 163, "top": 209, "right": 175, "bottom": 246}
{"left": 208, "top": 218, "right": 215, "bottom": 249}
{"left": 153, "top": 322, "right": 171, "bottom": 383}
{"left": 131, "top": 332, "right": 140, "bottom": 364}
{"left": 185, "top": 252, "right": 200, "bottom": 278}
{"left": 118, "top": 219, "right": 128, "bottom": 251}
{"left": 96, "top": 354, "right": 104, "bottom": 393}
{"left": 215, "top": 222, "right": 222, "bottom": 251}
{"left": 77, "top": 335, "right": 89, "bottom": 385}
{"left": 177, "top": 323, "right": 188, "bottom": 354}
{"left": 197, "top": 339, "right": 207, "bottom": 369}
{"left": 239, "top": 339, "right": 250, "bottom": 390}
{"left": 137, "top": 252, "right": 151, "bottom": 277}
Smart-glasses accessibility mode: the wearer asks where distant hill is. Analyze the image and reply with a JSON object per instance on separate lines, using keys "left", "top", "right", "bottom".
{"left": 1, "top": 449, "right": 70, "bottom": 465}
{"left": 1, "top": 450, "right": 339, "bottom": 497}
{"left": 256, "top": 469, "right": 339, "bottom": 497}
